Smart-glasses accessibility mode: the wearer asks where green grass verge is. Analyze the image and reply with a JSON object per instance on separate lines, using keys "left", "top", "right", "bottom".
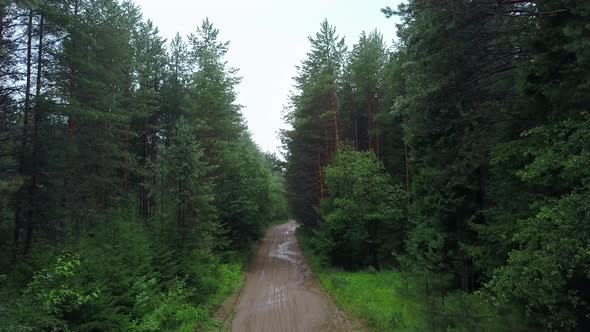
{"left": 318, "top": 270, "right": 419, "bottom": 331}
{"left": 296, "top": 227, "right": 531, "bottom": 332}
{"left": 297, "top": 228, "right": 416, "bottom": 330}
{"left": 204, "top": 262, "right": 244, "bottom": 331}
{"left": 208, "top": 262, "right": 243, "bottom": 308}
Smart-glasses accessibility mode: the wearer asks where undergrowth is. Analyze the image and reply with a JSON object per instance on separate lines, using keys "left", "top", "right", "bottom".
{"left": 297, "top": 226, "right": 531, "bottom": 332}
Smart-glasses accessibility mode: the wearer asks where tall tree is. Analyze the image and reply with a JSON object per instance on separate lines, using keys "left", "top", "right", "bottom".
{"left": 160, "top": 33, "right": 189, "bottom": 142}
{"left": 132, "top": 19, "right": 166, "bottom": 221}
{"left": 158, "top": 118, "right": 218, "bottom": 248}
{"left": 188, "top": 18, "right": 243, "bottom": 156}
{"left": 284, "top": 20, "right": 346, "bottom": 226}
{"left": 1, "top": 6, "right": 285, "bottom": 329}
{"left": 473, "top": 1, "right": 590, "bottom": 329}
{"left": 386, "top": 0, "right": 532, "bottom": 292}
{"left": 345, "top": 31, "right": 387, "bottom": 154}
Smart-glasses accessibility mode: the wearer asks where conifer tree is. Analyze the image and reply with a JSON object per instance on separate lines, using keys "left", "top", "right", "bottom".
{"left": 284, "top": 20, "right": 346, "bottom": 226}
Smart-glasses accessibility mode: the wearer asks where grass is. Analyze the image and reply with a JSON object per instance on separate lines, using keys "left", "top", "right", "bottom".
{"left": 318, "top": 270, "right": 421, "bottom": 331}
{"left": 203, "top": 262, "right": 244, "bottom": 332}
{"left": 296, "top": 227, "right": 531, "bottom": 332}
{"left": 208, "top": 262, "right": 243, "bottom": 307}
{"left": 296, "top": 227, "right": 413, "bottom": 330}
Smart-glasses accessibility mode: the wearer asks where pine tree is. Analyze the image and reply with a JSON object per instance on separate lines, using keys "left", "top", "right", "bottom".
{"left": 160, "top": 33, "right": 190, "bottom": 142}
{"left": 158, "top": 118, "right": 218, "bottom": 250}
{"left": 284, "top": 20, "right": 346, "bottom": 226}
{"left": 132, "top": 19, "right": 166, "bottom": 221}
{"left": 0, "top": 4, "right": 284, "bottom": 330}
{"left": 188, "top": 18, "right": 243, "bottom": 156}
{"left": 475, "top": 1, "right": 590, "bottom": 329}
{"left": 214, "top": 136, "right": 272, "bottom": 252}
{"left": 345, "top": 31, "right": 387, "bottom": 154}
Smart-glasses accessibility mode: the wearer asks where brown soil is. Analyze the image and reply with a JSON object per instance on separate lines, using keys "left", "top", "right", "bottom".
{"left": 230, "top": 220, "right": 361, "bottom": 332}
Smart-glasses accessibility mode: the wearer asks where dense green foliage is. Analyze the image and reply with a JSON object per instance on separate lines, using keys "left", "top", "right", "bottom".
{"left": 285, "top": 1, "right": 590, "bottom": 330}
{"left": 320, "top": 147, "right": 406, "bottom": 269}
{"left": 298, "top": 228, "right": 530, "bottom": 332}
{"left": 0, "top": 0, "right": 286, "bottom": 330}
{"left": 2, "top": 0, "right": 589, "bottom": 330}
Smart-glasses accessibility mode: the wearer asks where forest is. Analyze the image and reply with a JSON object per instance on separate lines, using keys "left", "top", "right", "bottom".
{"left": 0, "top": 0, "right": 287, "bottom": 330}
{"left": 284, "top": 0, "right": 590, "bottom": 331}
{"left": 1, "top": 0, "right": 589, "bottom": 331}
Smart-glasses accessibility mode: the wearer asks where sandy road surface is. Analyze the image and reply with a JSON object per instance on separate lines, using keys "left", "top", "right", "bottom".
{"left": 231, "top": 221, "right": 357, "bottom": 332}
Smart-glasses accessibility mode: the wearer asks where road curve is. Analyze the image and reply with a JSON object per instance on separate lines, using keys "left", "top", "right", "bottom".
{"left": 231, "top": 220, "right": 356, "bottom": 332}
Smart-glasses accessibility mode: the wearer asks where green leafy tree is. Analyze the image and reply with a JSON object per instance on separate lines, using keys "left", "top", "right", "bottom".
{"left": 320, "top": 146, "right": 406, "bottom": 269}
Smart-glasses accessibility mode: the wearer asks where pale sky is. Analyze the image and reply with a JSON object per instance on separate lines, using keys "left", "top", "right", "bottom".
{"left": 133, "top": 0, "right": 402, "bottom": 154}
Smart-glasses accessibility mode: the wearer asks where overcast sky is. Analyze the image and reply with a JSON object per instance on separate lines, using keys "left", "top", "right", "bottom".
{"left": 133, "top": 0, "right": 402, "bottom": 154}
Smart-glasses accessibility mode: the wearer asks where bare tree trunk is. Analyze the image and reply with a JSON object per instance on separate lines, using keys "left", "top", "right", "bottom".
{"left": 123, "top": 131, "right": 129, "bottom": 191}
{"left": 402, "top": 112, "right": 411, "bottom": 204}
{"left": 0, "top": 5, "right": 4, "bottom": 52}
{"left": 24, "top": 14, "right": 44, "bottom": 255}
{"left": 63, "top": 0, "right": 80, "bottom": 242}
{"left": 21, "top": 10, "right": 34, "bottom": 171}
{"left": 177, "top": 180, "right": 183, "bottom": 244}
{"left": 140, "top": 116, "right": 149, "bottom": 221}
{"left": 353, "top": 108, "right": 358, "bottom": 149}
{"left": 159, "top": 165, "right": 164, "bottom": 244}
{"left": 374, "top": 98, "right": 380, "bottom": 158}
{"left": 367, "top": 96, "right": 372, "bottom": 151}
{"left": 331, "top": 91, "right": 339, "bottom": 149}
{"left": 317, "top": 150, "right": 325, "bottom": 200}
{"left": 13, "top": 10, "right": 34, "bottom": 255}
{"left": 100, "top": 125, "right": 108, "bottom": 209}
{"left": 404, "top": 142, "right": 411, "bottom": 204}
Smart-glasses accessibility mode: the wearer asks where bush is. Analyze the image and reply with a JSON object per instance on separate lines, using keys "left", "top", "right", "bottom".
{"left": 319, "top": 146, "right": 406, "bottom": 269}
{"left": 297, "top": 228, "right": 530, "bottom": 332}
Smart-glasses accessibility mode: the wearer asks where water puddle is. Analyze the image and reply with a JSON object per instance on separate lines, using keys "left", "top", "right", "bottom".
{"left": 268, "top": 223, "right": 300, "bottom": 264}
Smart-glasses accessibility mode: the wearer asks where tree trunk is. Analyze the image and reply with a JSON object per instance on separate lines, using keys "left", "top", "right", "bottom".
{"left": 367, "top": 96, "right": 372, "bottom": 151}
{"left": 354, "top": 108, "right": 358, "bottom": 149}
{"left": 140, "top": 116, "right": 150, "bottom": 221}
{"left": 159, "top": 166, "right": 164, "bottom": 244}
{"left": 63, "top": 0, "right": 79, "bottom": 241}
{"left": 0, "top": 5, "right": 4, "bottom": 52}
{"left": 13, "top": 10, "right": 34, "bottom": 255}
{"left": 404, "top": 142, "right": 411, "bottom": 204}
{"left": 24, "top": 14, "right": 44, "bottom": 255}
{"left": 317, "top": 150, "right": 325, "bottom": 200}
{"left": 374, "top": 98, "right": 380, "bottom": 158}
{"left": 402, "top": 112, "right": 411, "bottom": 204}
{"left": 331, "top": 91, "right": 339, "bottom": 149}
{"left": 177, "top": 180, "right": 183, "bottom": 244}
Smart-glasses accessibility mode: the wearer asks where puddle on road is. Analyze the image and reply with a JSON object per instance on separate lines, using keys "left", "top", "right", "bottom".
{"left": 264, "top": 285, "right": 288, "bottom": 308}
{"left": 268, "top": 222, "right": 300, "bottom": 264}
{"left": 260, "top": 223, "right": 300, "bottom": 313}
{"left": 232, "top": 221, "right": 356, "bottom": 332}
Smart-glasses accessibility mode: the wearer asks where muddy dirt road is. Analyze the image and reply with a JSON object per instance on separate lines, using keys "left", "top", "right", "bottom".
{"left": 231, "top": 220, "right": 357, "bottom": 332}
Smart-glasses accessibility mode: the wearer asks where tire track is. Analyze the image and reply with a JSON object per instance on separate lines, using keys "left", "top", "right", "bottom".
{"left": 231, "top": 220, "right": 358, "bottom": 332}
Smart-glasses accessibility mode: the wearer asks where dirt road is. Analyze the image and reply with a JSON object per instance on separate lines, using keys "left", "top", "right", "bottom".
{"left": 231, "top": 221, "right": 356, "bottom": 332}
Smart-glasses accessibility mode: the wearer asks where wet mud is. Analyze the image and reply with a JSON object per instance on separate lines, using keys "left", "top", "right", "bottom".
{"left": 231, "top": 221, "right": 359, "bottom": 332}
